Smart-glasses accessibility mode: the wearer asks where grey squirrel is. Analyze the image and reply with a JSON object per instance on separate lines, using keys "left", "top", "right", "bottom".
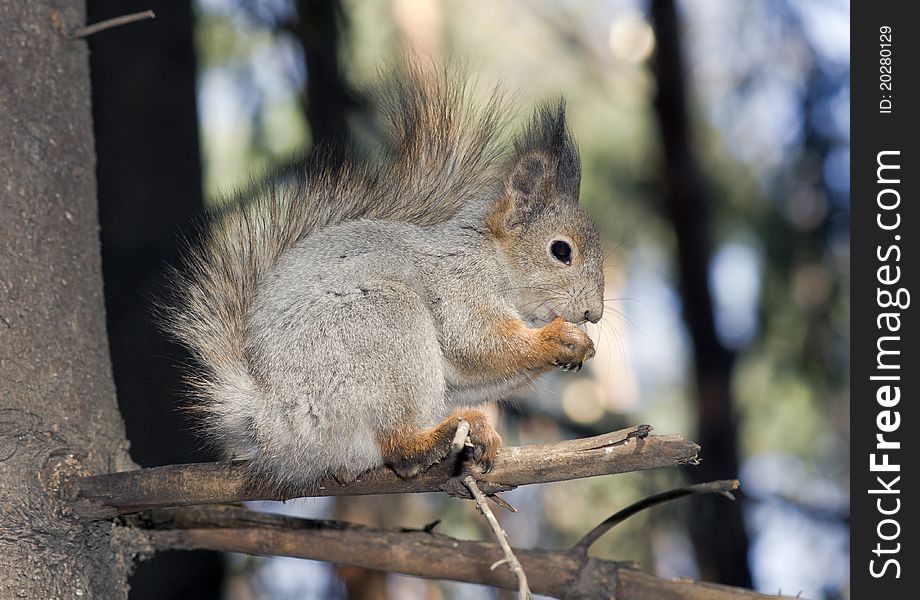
{"left": 167, "top": 67, "right": 605, "bottom": 487}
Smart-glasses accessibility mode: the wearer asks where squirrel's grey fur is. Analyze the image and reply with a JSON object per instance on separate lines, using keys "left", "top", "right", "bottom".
{"left": 166, "top": 65, "right": 605, "bottom": 487}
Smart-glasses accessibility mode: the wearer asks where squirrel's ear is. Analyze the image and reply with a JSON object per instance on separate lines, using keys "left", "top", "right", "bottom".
{"left": 496, "top": 151, "right": 554, "bottom": 231}
{"left": 507, "top": 152, "right": 551, "bottom": 200}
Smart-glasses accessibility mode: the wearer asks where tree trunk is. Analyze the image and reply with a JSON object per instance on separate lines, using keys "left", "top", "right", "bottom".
{"left": 0, "top": 1, "right": 136, "bottom": 597}
{"left": 86, "top": 0, "right": 226, "bottom": 596}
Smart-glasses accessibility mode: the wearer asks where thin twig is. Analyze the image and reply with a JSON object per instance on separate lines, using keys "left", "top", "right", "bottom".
{"left": 488, "top": 493, "right": 517, "bottom": 513}
{"left": 573, "top": 479, "right": 740, "bottom": 553}
{"left": 450, "top": 419, "right": 471, "bottom": 455}
{"left": 463, "top": 475, "right": 531, "bottom": 600}
{"left": 71, "top": 10, "right": 156, "bottom": 39}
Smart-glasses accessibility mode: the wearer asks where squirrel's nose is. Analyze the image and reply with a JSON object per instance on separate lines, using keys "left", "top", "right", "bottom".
{"left": 584, "top": 308, "right": 603, "bottom": 324}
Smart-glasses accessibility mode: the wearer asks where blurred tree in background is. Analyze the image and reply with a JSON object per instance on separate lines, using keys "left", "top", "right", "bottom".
{"left": 648, "top": 0, "right": 750, "bottom": 586}
{"left": 94, "top": 0, "right": 849, "bottom": 598}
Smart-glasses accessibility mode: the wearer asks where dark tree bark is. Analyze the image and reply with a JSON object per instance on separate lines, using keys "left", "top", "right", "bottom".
{"left": 86, "top": 1, "right": 225, "bottom": 598}
{"left": 0, "top": 1, "right": 136, "bottom": 596}
{"left": 647, "top": 0, "right": 752, "bottom": 587}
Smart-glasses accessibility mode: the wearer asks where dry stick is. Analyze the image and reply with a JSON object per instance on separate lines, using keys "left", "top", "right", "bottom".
{"left": 463, "top": 474, "right": 531, "bottom": 600}
{"left": 71, "top": 10, "right": 156, "bottom": 39}
{"left": 71, "top": 425, "right": 700, "bottom": 517}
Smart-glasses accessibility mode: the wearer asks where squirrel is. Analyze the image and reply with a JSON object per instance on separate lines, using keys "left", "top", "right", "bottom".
{"left": 166, "top": 66, "right": 605, "bottom": 488}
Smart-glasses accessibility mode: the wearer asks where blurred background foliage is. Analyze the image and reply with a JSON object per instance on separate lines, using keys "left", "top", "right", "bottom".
{"left": 90, "top": 0, "right": 849, "bottom": 598}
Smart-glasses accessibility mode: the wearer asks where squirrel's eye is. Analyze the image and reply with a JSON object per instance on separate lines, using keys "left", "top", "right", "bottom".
{"left": 550, "top": 240, "right": 572, "bottom": 265}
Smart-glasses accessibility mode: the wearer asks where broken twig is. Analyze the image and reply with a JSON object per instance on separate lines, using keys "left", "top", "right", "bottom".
{"left": 71, "top": 10, "right": 156, "bottom": 39}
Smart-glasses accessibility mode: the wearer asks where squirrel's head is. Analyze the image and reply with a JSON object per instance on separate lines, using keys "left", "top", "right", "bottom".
{"left": 486, "top": 102, "right": 605, "bottom": 326}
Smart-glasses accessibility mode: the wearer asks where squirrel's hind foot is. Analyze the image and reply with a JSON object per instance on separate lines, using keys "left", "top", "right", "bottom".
{"left": 459, "top": 409, "right": 502, "bottom": 474}
{"left": 379, "top": 408, "right": 503, "bottom": 478}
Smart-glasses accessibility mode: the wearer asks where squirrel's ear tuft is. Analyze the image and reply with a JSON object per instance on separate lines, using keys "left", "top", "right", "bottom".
{"left": 494, "top": 100, "right": 581, "bottom": 232}
{"left": 507, "top": 100, "right": 581, "bottom": 203}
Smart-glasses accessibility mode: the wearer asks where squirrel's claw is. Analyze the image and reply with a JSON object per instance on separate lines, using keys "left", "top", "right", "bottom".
{"left": 472, "top": 443, "right": 483, "bottom": 461}
{"left": 555, "top": 361, "right": 583, "bottom": 372}
{"left": 470, "top": 441, "right": 493, "bottom": 473}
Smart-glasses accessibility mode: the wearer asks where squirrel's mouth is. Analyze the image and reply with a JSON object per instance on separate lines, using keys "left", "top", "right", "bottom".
{"left": 540, "top": 306, "right": 591, "bottom": 326}
{"left": 525, "top": 304, "right": 561, "bottom": 327}
{"left": 525, "top": 302, "right": 588, "bottom": 327}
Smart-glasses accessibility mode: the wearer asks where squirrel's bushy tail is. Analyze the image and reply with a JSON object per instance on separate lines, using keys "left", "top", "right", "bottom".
{"left": 165, "top": 65, "right": 507, "bottom": 457}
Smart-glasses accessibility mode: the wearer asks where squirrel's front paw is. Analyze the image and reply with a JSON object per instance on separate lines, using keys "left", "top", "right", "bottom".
{"left": 543, "top": 317, "right": 595, "bottom": 372}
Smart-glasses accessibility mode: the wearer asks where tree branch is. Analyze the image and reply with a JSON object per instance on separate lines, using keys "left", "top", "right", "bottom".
{"left": 135, "top": 502, "right": 789, "bottom": 599}
{"left": 574, "top": 479, "right": 740, "bottom": 554}
{"left": 71, "top": 426, "right": 700, "bottom": 517}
